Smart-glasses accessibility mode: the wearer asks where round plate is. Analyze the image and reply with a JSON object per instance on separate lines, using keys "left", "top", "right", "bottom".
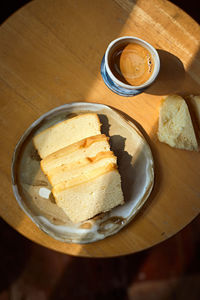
{"left": 11, "top": 102, "right": 154, "bottom": 244}
{"left": 100, "top": 55, "right": 145, "bottom": 96}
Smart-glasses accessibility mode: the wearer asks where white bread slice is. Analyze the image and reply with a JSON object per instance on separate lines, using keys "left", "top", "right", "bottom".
{"left": 41, "top": 134, "right": 110, "bottom": 174}
{"left": 52, "top": 168, "right": 124, "bottom": 223}
{"left": 47, "top": 151, "right": 116, "bottom": 186}
{"left": 189, "top": 95, "right": 200, "bottom": 127}
{"left": 157, "top": 95, "right": 198, "bottom": 151}
{"left": 33, "top": 113, "right": 101, "bottom": 159}
{"left": 52, "top": 162, "right": 117, "bottom": 193}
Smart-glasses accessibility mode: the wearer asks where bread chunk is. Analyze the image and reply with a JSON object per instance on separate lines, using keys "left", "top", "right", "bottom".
{"left": 41, "top": 134, "right": 110, "bottom": 174}
{"left": 52, "top": 169, "right": 124, "bottom": 223}
{"left": 157, "top": 95, "right": 198, "bottom": 151}
{"left": 33, "top": 113, "right": 101, "bottom": 159}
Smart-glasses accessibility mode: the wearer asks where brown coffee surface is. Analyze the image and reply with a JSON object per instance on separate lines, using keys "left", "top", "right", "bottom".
{"left": 109, "top": 43, "right": 154, "bottom": 86}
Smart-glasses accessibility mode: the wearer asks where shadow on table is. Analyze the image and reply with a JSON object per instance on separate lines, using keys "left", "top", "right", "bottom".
{"left": 145, "top": 49, "right": 200, "bottom": 96}
{"left": 48, "top": 217, "right": 200, "bottom": 300}
{"left": 1, "top": 215, "right": 200, "bottom": 299}
{"left": 0, "top": 218, "right": 31, "bottom": 293}
{"left": 145, "top": 49, "right": 185, "bottom": 96}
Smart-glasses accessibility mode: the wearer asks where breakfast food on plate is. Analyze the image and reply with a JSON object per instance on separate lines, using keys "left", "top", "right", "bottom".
{"left": 157, "top": 95, "right": 198, "bottom": 151}
{"left": 33, "top": 113, "right": 124, "bottom": 223}
{"left": 52, "top": 168, "right": 124, "bottom": 223}
{"left": 188, "top": 95, "right": 200, "bottom": 128}
{"left": 41, "top": 134, "right": 110, "bottom": 174}
{"left": 46, "top": 151, "right": 116, "bottom": 186}
{"left": 33, "top": 113, "right": 101, "bottom": 159}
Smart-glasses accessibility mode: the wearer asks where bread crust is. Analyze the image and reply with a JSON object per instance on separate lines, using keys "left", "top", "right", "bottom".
{"left": 40, "top": 134, "right": 110, "bottom": 173}
{"left": 33, "top": 113, "right": 101, "bottom": 159}
{"left": 52, "top": 163, "right": 117, "bottom": 194}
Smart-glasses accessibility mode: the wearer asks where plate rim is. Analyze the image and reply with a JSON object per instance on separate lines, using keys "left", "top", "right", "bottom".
{"left": 11, "top": 101, "right": 154, "bottom": 244}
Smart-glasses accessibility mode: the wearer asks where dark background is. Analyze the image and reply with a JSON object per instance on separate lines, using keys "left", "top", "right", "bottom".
{"left": 0, "top": 0, "right": 200, "bottom": 25}
{"left": 0, "top": 1, "right": 200, "bottom": 300}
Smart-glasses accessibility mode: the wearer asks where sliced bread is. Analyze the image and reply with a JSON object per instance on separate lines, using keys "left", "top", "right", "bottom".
{"left": 47, "top": 151, "right": 116, "bottom": 186}
{"left": 52, "top": 168, "right": 124, "bottom": 223}
{"left": 41, "top": 134, "right": 110, "bottom": 175}
{"left": 33, "top": 113, "right": 101, "bottom": 159}
{"left": 157, "top": 95, "right": 198, "bottom": 151}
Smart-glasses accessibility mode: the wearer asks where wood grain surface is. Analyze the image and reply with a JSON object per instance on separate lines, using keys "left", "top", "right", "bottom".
{"left": 0, "top": 0, "right": 200, "bottom": 257}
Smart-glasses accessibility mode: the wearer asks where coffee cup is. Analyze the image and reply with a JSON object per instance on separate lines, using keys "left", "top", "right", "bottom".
{"left": 101, "top": 36, "right": 160, "bottom": 96}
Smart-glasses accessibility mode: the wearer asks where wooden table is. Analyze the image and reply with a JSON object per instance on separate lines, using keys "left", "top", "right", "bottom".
{"left": 0, "top": 0, "right": 200, "bottom": 257}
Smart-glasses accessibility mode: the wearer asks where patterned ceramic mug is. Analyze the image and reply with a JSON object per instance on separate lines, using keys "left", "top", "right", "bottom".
{"left": 101, "top": 36, "right": 160, "bottom": 96}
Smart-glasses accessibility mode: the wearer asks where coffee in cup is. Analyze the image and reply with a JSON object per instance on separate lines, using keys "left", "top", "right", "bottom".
{"left": 109, "top": 42, "right": 155, "bottom": 86}
{"left": 104, "top": 36, "right": 160, "bottom": 92}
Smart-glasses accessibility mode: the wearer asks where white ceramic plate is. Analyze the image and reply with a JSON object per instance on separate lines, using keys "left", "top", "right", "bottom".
{"left": 12, "top": 102, "right": 154, "bottom": 243}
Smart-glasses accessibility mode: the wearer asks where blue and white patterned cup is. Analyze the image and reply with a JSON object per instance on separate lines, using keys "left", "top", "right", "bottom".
{"left": 101, "top": 36, "right": 160, "bottom": 96}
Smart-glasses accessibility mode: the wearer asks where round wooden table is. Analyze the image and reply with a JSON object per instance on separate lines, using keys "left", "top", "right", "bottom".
{"left": 0, "top": 0, "right": 200, "bottom": 257}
